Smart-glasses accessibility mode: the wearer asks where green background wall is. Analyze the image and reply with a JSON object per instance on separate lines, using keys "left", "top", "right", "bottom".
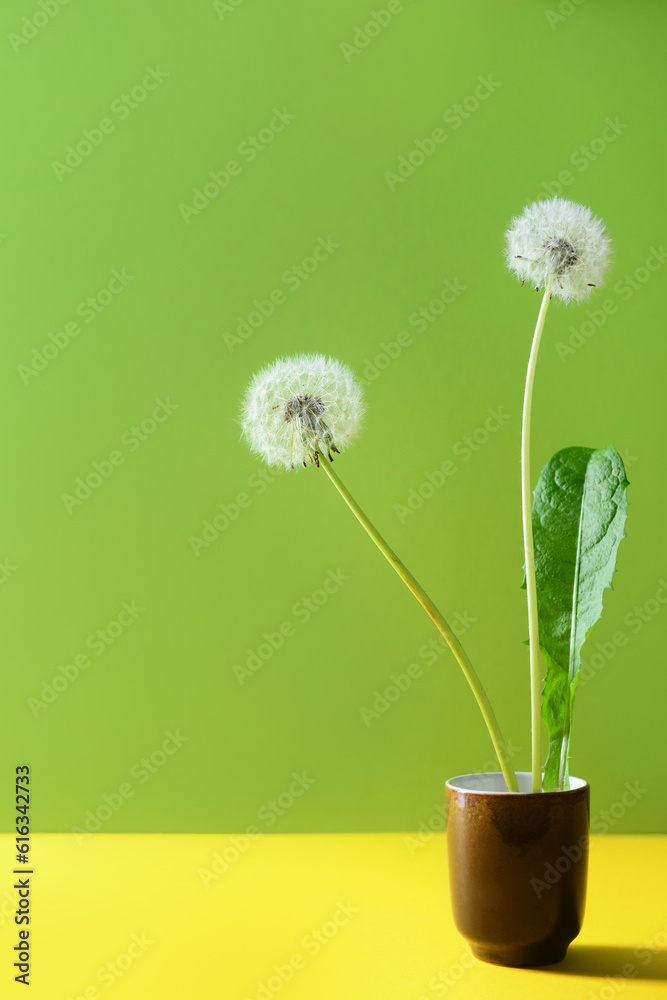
{"left": 2, "top": 0, "right": 665, "bottom": 834}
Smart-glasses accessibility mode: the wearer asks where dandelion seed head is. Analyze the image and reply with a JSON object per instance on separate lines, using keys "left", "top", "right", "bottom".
{"left": 240, "top": 353, "right": 364, "bottom": 470}
{"left": 505, "top": 197, "right": 612, "bottom": 303}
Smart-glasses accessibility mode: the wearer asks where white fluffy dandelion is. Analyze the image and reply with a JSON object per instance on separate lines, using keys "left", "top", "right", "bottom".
{"left": 240, "top": 353, "right": 364, "bottom": 470}
{"left": 236, "top": 351, "right": 520, "bottom": 791}
{"left": 505, "top": 197, "right": 612, "bottom": 303}
{"left": 506, "top": 196, "right": 614, "bottom": 791}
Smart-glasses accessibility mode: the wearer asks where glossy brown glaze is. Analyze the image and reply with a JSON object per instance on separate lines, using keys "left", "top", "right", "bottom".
{"left": 445, "top": 772, "right": 590, "bottom": 967}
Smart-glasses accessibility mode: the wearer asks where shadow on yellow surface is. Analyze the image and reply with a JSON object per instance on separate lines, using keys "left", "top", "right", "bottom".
{"left": 1, "top": 833, "right": 666, "bottom": 998}
{"left": 548, "top": 945, "right": 667, "bottom": 980}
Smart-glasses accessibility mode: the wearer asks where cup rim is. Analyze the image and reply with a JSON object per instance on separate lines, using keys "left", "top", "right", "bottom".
{"left": 445, "top": 771, "right": 589, "bottom": 795}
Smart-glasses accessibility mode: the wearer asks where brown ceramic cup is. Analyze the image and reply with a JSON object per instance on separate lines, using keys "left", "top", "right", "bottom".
{"left": 445, "top": 772, "right": 590, "bottom": 967}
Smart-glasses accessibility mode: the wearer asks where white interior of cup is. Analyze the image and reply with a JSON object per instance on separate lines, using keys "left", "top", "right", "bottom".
{"left": 446, "top": 772, "right": 587, "bottom": 794}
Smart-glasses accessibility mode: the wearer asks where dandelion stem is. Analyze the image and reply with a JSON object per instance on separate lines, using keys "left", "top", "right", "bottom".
{"left": 318, "top": 454, "right": 519, "bottom": 793}
{"left": 522, "top": 288, "right": 552, "bottom": 793}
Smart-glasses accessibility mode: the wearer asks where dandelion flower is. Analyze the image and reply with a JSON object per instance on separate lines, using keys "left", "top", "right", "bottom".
{"left": 237, "top": 352, "right": 518, "bottom": 789}
{"left": 505, "top": 197, "right": 612, "bottom": 303}
{"left": 505, "top": 196, "right": 613, "bottom": 790}
{"left": 240, "top": 353, "right": 364, "bottom": 470}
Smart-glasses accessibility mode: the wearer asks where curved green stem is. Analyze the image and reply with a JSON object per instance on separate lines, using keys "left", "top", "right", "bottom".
{"left": 318, "top": 454, "right": 519, "bottom": 792}
{"left": 522, "top": 288, "right": 552, "bottom": 792}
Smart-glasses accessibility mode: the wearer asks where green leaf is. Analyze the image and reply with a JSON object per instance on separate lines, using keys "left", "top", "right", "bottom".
{"left": 532, "top": 446, "right": 628, "bottom": 791}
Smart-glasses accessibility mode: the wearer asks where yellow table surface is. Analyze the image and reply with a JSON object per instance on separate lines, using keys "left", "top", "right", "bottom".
{"left": 1, "top": 833, "right": 665, "bottom": 998}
